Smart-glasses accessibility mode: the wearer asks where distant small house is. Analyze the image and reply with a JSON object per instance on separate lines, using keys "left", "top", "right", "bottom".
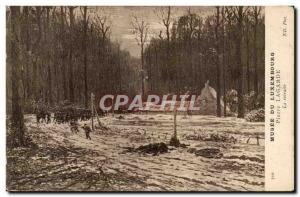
{"left": 193, "top": 81, "right": 229, "bottom": 116}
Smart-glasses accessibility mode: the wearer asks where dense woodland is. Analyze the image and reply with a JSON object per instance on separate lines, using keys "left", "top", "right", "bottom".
{"left": 6, "top": 6, "right": 140, "bottom": 114}
{"left": 142, "top": 7, "right": 265, "bottom": 117}
{"left": 7, "top": 6, "right": 265, "bottom": 147}
{"left": 145, "top": 7, "right": 265, "bottom": 93}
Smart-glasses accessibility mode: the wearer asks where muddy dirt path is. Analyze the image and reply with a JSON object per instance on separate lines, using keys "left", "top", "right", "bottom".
{"left": 7, "top": 114, "right": 264, "bottom": 191}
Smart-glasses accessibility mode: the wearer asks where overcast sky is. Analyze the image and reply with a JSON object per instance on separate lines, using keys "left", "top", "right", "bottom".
{"left": 94, "top": 6, "right": 214, "bottom": 57}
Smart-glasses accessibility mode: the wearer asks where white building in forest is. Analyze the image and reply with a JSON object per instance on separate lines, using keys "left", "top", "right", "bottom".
{"left": 192, "top": 81, "right": 229, "bottom": 116}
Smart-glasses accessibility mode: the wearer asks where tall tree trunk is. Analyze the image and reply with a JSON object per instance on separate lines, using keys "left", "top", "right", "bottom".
{"left": 33, "top": 7, "right": 42, "bottom": 102}
{"left": 83, "top": 6, "right": 88, "bottom": 108}
{"left": 68, "top": 7, "right": 75, "bottom": 103}
{"left": 23, "top": 7, "right": 31, "bottom": 102}
{"left": 236, "top": 7, "right": 245, "bottom": 118}
{"left": 45, "top": 7, "right": 52, "bottom": 105}
{"left": 20, "top": 7, "right": 28, "bottom": 105}
{"left": 222, "top": 7, "right": 227, "bottom": 117}
{"left": 154, "top": 45, "right": 158, "bottom": 91}
{"left": 246, "top": 31, "right": 250, "bottom": 94}
{"left": 48, "top": 64, "right": 52, "bottom": 105}
{"left": 141, "top": 44, "right": 144, "bottom": 98}
{"left": 118, "top": 48, "right": 122, "bottom": 93}
{"left": 166, "top": 7, "right": 171, "bottom": 92}
{"left": 60, "top": 7, "right": 68, "bottom": 100}
{"left": 55, "top": 56, "right": 60, "bottom": 103}
{"left": 10, "top": 6, "right": 26, "bottom": 147}
{"left": 215, "top": 7, "right": 221, "bottom": 117}
{"left": 197, "top": 19, "right": 202, "bottom": 90}
{"left": 148, "top": 45, "right": 153, "bottom": 92}
{"left": 253, "top": 7, "right": 259, "bottom": 95}
{"left": 32, "top": 58, "right": 38, "bottom": 101}
{"left": 245, "top": 15, "right": 251, "bottom": 94}
{"left": 102, "top": 36, "right": 107, "bottom": 94}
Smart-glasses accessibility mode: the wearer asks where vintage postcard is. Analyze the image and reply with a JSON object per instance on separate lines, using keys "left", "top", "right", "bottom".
{"left": 6, "top": 6, "right": 294, "bottom": 192}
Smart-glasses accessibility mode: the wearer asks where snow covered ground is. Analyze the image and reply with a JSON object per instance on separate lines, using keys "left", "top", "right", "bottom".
{"left": 7, "top": 113, "right": 265, "bottom": 191}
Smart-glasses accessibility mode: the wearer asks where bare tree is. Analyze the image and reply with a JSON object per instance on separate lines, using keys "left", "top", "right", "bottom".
{"left": 20, "top": 7, "right": 30, "bottom": 103}
{"left": 221, "top": 7, "right": 227, "bottom": 116}
{"left": 131, "top": 15, "right": 149, "bottom": 98}
{"left": 45, "top": 7, "right": 53, "bottom": 105}
{"left": 215, "top": 6, "right": 221, "bottom": 117}
{"left": 60, "top": 6, "right": 68, "bottom": 101}
{"left": 68, "top": 6, "right": 76, "bottom": 103}
{"left": 155, "top": 6, "right": 175, "bottom": 91}
{"left": 155, "top": 7, "right": 172, "bottom": 44}
{"left": 244, "top": 10, "right": 251, "bottom": 94}
{"left": 229, "top": 6, "right": 249, "bottom": 118}
{"left": 155, "top": 6, "right": 172, "bottom": 59}
{"left": 32, "top": 7, "right": 43, "bottom": 102}
{"left": 92, "top": 8, "right": 111, "bottom": 94}
{"left": 81, "top": 6, "right": 89, "bottom": 108}
{"left": 93, "top": 9, "right": 111, "bottom": 43}
{"left": 9, "top": 6, "right": 26, "bottom": 146}
{"left": 252, "top": 6, "right": 262, "bottom": 96}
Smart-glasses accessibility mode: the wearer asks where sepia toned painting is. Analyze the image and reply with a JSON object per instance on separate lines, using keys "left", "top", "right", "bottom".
{"left": 6, "top": 6, "right": 265, "bottom": 191}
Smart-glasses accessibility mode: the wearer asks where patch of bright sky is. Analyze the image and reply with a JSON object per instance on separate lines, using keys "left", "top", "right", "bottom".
{"left": 91, "top": 6, "right": 214, "bottom": 57}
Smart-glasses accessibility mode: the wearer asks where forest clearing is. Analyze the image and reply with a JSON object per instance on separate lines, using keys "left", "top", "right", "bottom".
{"left": 6, "top": 6, "right": 266, "bottom": 192}
{"left": 7, "top": 113, "right": 264, "bottom": 191}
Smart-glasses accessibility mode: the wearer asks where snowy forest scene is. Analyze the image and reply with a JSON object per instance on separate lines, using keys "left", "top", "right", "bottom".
{"left": 6, "top": 6, "right": 265, "bottom": 191}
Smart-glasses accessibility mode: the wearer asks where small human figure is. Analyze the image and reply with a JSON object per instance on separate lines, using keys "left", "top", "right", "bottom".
{"left": 46, "top": 112, "right": 51, "bottom": 124}
{"left": 82, "top": 123, "right": 92, "bottom": 140}
{"left": 70, "top": 120, "right": 79, "bottom": 133}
